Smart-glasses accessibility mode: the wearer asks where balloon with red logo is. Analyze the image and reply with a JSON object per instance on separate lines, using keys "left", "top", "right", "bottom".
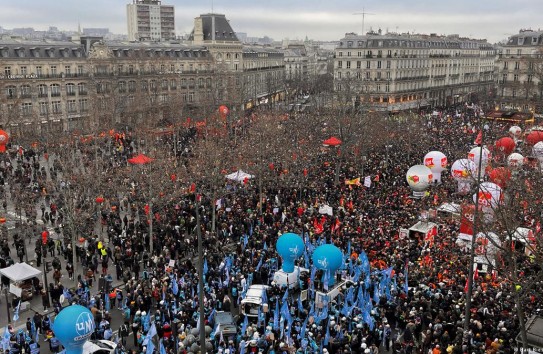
{"left": 526, "top": 130, "right": 543, "bottom": 145}
{"left": 495, "top": 137, "right": 516, "bottom": 156}
{"left": 423, "top": 151, "right": 447, "bottom": 183}
{"left": 406, "top": 165, "right": 433, "bottom": 197}
{"left": 467, "top": 146, "right": 491, "bottom": 173}
{"left": 509, "top": 126, "right": 522, "bottom": 140}
{"left": 0, "top": 130, "right": 9, "bottom": 153}
{"left": 451, "top": 159, "right": 475, "bottom": 194}
{"left": 473, "top": 182, "right": 502, "bottom": 209}
{"left": 488, "top": 167, "right": 511, "bottom": 188}
{"left": 507, "top": 153, "right": 524, "bottom": 168}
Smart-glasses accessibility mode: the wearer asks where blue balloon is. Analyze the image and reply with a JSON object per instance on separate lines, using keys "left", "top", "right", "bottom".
{"left": 53, "top": 305, "right": 95, "bottom": 354}
{"left": 276, "top": 232, "right": 304, "bottom": 273}
{"left": 312, "top": 244, "right": 343, "bottom": 286}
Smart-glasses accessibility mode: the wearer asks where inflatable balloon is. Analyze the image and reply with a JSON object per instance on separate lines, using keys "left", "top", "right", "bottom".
{"left": 451, "top": 159, "right": 475, "bottom": 194}
{"left": 488, "top": 167, "right": 511, "bottom": 188}
{"left": 467, "top": 146, "right": 490, "bottom": 172}
{"left": 495, "top": 137, "right": 516, "bottom": 155}
{"left": 507, "top": 153, "right": 524, "bottom": 168}
{"left": 526, "top": 130, "right": 543, "bottom": 145}
{"left": 473, "top": 182, "right": 502, "bottom": 209}
{"left": 509, "top": 126, "right": 522, "bottom": 140}
{"left": 406, "top": 165, "right": 433, "bottom": 197}
{"left": 0, "top": 130, "right": 8, "bottom": 153}
{"left": 52, "top": 305, "right": 95, "bottom": 354}
{"left": 423, "top": 151, "right": 447, "bottom": 182}
{"left": 276, "top": 233, "right": 304, "bottom": 273}
{"left": 312, "top": 244, "right": 343, "bottom": 286}
{"left": 533, "top": 141, "right": 543, "bottom": 168}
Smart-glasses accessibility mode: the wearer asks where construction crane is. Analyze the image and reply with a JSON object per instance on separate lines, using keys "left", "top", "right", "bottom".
{"left": 353, "top": 8, "right": 375, "bottom": 36}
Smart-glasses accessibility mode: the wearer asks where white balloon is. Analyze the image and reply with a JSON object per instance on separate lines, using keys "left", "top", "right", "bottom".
{"left": 473, "top": 182, "right": 502, "bottom": 209}
{"left": 468, "top": 146, "right": 491, "bottom": 171}
{"left": 509, "top": 126, "right": 522, "bottom": 138}
{"left": 450, "top": 159, "right": 475, "bottom": 181}
{"left": 507, "top": 153, "right": 524, "bottom": 168}
{"left": 533, "top": 141, "right": 543, "bottom": 162}
{"left": 406, "top": 165, "right": 433, "bottom": 192}
{"left": 424, "top": 151, "right": 447, "bottom": 172}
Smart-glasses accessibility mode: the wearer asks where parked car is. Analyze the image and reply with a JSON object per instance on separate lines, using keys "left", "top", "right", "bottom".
{"left": 83, "top": 340, "right": 117, "bottom": 354}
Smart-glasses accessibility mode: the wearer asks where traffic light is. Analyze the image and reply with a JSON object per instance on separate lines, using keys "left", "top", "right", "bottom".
{"left": 45, "top": 262, "right": 52, "bottom": 272}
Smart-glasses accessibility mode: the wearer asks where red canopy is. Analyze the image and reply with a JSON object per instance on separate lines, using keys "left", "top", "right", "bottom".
{"left": 128, "top": 154, "right": 153, "bottom": 165}
{"left": 323, "top": 137, "right": 342, "bottom": 146}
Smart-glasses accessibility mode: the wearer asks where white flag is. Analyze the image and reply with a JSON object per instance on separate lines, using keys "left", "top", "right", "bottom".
{"left": 364, "top": 176, "right": 372, "bottom": 188}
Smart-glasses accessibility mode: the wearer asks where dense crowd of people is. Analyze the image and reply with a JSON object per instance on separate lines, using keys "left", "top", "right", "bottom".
{"left": 1, "top": 104, "right": 542, "bottom": 354}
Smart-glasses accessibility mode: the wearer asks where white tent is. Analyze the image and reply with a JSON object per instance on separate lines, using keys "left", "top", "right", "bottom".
{"left": 225, "top": 170, "right": 254, "bottom": 183}
{"left": 0, "top": 262, "right": 42, "bottom": 282}
{"left": 437, "top": 202, "right": 461, "bottom": 216}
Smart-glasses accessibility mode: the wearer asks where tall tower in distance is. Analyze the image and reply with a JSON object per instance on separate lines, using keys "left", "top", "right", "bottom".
{"left": 127, "top": 0, "right": 175, "bottom": 42}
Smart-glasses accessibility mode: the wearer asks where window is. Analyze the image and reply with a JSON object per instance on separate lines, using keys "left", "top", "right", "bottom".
{"left": 170, "top": 79, "right": 177, "bottom": 90}
{"left": 161, "top": 79, "right": 168, "bottom": 90}
{"left": 50, "top": 66, "right": 57, "bottom": 76}
{"left": 356, "top": 72, "right": 362, "bottom": 79}
{"left": 20, "top": 66, "right": 27, "bottom": 75}
{"left": 338, "top": 52, "right": 343, "bottom": 57}
{"left": 502, "top": 74, "right": 507, "bottom": 83}
{"left": 38, "top": 84, "right": 48, "bottom": 97}
{"left": 64, "top": 65, "right": 71, "bottom": 75}
{"left": 118, "top": 81, "right": 126, "bottom": 93}
{"left": 50, "top": 84, "right": 60, "bottom": 97}
{"left": 514, "top": 62, "right": 520, "bottom": 70}
{"left": 20, "top": 85, "right": 31, "bottom": 98}
{"left": 6, "top": 86, "right": 16, "bottom": 99}
{"left": 358, "top": 52, "right": 362, "bottom": 57}
{"left": 67, "top": 100, "right": 76, "bottom": 113}
{"left": 517, "top": 49, "right": 522, "bottom": 55}
{"left": 39, "top": 102, "right": 48, "bottom": 115}
{"left": 4, "top": 67, "right": 11, "bottom": 76}
{"left": 141, "top": 80, "right": 148, "bottom": 91}
{"left": 338, "top": 61, "right": 343, "bottom": 68}
{"left": 77, "top": 65, "right": 84, "bottom": 75}
{"left": 66, "top": 83, "right": 75, "bottom": 96}
{"left": 386, "top": 61, "right": 391, "bottom": 69}
{"left": 129, "top": 65, "right": 134, "bottom": 74}
{"left": 514, "top": 74, "right": 519, "bottom": 82}
{"left": 128, "top": 81, "right": 136, "bottom": 92}
{"left": 78, "top": 83, "right": 87, "bottom": 95}
{"left": 337, "top": 72, "right": 342, "bottom": 79}
{"left": 366, "top": 72, "right": 370, "bottom": 79}
{"left": 346, "top": 61, "right": 351, "bottom": 69}
{"left": 357, "top": 61, "right": 361, "bottom": 69}
{"left": 117, "top": 65, "right": 123, "bottom": 74}
{"left": 385, "top": 84, "right": 390, "bottom": 92}
{"left": 366, "top": 61, "right": 370, "bottom": 69}
{"left": 36, "top": 66, "right": 43, "bottom": 76}
{"left": 347, "top": 52, "right": 351, "bottom": 57}
{"left": 503, "top": 62, "right": 508, "bottom": 69}
{"left": 51, "top": 101, "right": 61, "bottom": 114}
{"left": 377, "top": 61, "right": 382, "bottom": 69}
{"left": 79, "top": 99, "right": 88, "bottom": 112}
{"left": 22, "top": 103, "right": 32, "bottom": 116}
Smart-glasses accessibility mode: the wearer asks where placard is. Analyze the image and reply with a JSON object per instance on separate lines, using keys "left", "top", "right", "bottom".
{"left": 9, "top": 284, "right": 22, "bottom": 297}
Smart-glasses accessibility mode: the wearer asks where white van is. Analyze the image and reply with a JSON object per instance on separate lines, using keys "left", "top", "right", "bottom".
{"left": 240, "top": 285, "right": 270, "bottom": 318}
{"left": 83, "top": 340, "right": 117, "bottom": 354}
{"left": 272, "top": 266, "right": 309, "bottom": 290}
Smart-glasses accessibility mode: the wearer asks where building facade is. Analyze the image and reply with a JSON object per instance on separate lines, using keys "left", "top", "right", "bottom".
{"left": 496, "top": 29, "right": 543, "bottom": 113}
{"left": 0, "top": 13, "right": 285, "bottom": 138}
{"left": 127, "top": 0, "right": 175, "bottom": 42}
{"left": 334, "top": 31, "right": 495, "bottom": 111}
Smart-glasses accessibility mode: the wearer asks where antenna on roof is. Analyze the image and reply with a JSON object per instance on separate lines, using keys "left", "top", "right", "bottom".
{"left": 353, "top": 7, "right": 375, "bottom": 35}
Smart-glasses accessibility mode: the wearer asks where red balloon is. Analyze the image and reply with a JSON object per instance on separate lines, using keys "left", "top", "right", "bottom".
{"left": 95, "top": 197, "right": 105, "bottom": 204}
{"left": 489, "top": 167, "right": 511, "bottom": 188}
{"left": 526, "top": 131, "right": 543, "bottom": 145}
{"left": 0, "top": 130, "right": 9, "bottom": 153}
{"left": 495, "top": 137, "right": 515, "bottom": 155}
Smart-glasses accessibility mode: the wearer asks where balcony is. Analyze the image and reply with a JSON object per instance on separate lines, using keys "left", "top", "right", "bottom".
{"left": 51, "top": 92, "right": 61, "bottom": 97}
{"left": 66, "top": 91, "right": 76, "bottom": 96}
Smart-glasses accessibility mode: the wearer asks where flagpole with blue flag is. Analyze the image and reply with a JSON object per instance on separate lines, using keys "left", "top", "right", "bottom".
{"left": 12, "top": 300, "right": 21, "bottom": 321}
{"left": 404, "top": 259, "right": 409, "bottom": 296}
{"left": 1, "top": 327, "right": 10, "bottom": 351}
{"left": 172, "top": 274, "right": 179, "bottom": 296}
{"left": 273, "top": 299, "right": 279, "bottom": 330}
{"left": 104, "top": 293, "right": 110, "bottom": 312}
{"left": 159, "top": 339, "right": 167, "bottom": 354}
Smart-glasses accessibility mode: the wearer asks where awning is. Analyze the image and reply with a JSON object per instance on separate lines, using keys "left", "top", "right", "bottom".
{"left": 0, "top": 262, "right": 42, "bottom": 282}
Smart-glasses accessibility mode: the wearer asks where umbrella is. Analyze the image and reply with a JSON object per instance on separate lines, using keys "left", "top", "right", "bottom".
{"left": 323, "top": 137, "right": 342, "bottom": 146}
{"left": 128, "top": 154, "right": 153, "bottom": 165}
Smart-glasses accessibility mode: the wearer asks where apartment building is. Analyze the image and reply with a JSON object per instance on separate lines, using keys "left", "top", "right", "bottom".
{"left": 334, "top": 31, "right": 495, "bottom": 111}
{"left": 127, "top": 0, "right": 175, "bottom": 42}
{"left": 496, "top": 29, "right": 543, "bottom": 113}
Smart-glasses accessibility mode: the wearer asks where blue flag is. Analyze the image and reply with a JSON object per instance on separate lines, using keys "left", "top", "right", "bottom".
{"left": 404, "top": 260, "right": 409, "bottom": 295}
{"left": 263, "top": 242, "right": 268, "bottom": 251}
{"left": 207, "top": 308, "right": 216, "bottom": 324}
{"left": 249, "top": 224, "right": 253, "bottom": 237}
{"left": 159, "top": 339, "right": 167, "bottom": 354}
{"left": 297, "top": 295, "right": 304, "bottom": 313}
{"left": 63, "top": 288, "right": 71, "bottom": 303}
{"left": 282, "top": 287, "right": 289, "bottom": 303}
{"left": 300, "top": 316, "right": 308, "bottom": 339}
{"left": 273, "top": 299, "right": 279, "bottom": 330}
{"left": 1, "top": 327, "right": 10, "bottom": 351}
{"left": 13, "top": 300, "right": 21, "bottom": 321}
{"left": 172, "top": 275, "right": 179, "bottom": 296}
{"left": 146, "top": 339, "right": 155, "bottom": 354}
{"left": 243, "top": 234, "right": 248, "bottom": 249}
{"left": 241, "top": 315, "right": 248, "bottom": 336}
{"left": 262, "top": 289, "right": 268, "bottom": 306}
{"left": 203, "top": 258, "right": 208, "bottom": 275}
{"left": 324, "top": 320, "right": 330, "bottom": 346}
{"left": 105, "top": 293, "right": 111, "bottom": 312}
{"left": 255, "top": 256, "right": 263, "bottom": 272}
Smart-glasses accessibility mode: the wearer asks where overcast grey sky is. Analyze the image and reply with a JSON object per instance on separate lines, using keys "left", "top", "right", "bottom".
{"left": 1, "top": 0, "right": 541, "bottom": 43}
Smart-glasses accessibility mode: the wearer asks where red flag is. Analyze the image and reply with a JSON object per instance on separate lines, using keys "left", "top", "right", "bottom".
{"left": 491, "top": 270, "right": 497, "bottom": 282}
{"left": 144, "top": 204, "right": 150, "bottom": 215}
{"left": 474, "top": 130, "right": 482, "bottom": 145}
{"left": 303, "top": 168, "right": 308, "bottom": 177}
{"left": 464, "top": 277, "right": 469, "bottom": 293}
{"left": 190, "top": 183, "right": 196, "bottom": 193}
{"left": 433, "top": 194, "right": 439, "bottom": 205}
{"left": 474, "top": 268, "right": 479, "bottom": 281}
{"left": 243, "top": 177, "right": 249, "bottom": 185}
{"left": 374, "top": 174, "right": 380, "bottom": 182}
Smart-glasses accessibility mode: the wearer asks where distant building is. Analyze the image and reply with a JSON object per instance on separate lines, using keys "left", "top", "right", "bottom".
{"left": 236, "top": 32, "right": 247, "bottom": 43}
{"left": 334, "top": 31, "right": 495, "bottom": 111}
{"left": 83, "top": 28, "right": 110, "bottom": 37}
{"left": 126, "top": 0, "right": 175, "bottom": 42}
{"left": 496, "top": 29, "right": 543, "bottom": 113}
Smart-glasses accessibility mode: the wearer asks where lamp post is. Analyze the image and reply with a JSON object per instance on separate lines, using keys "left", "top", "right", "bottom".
{"left": 463, "top": 121, "right": 485, "bottom": 345}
